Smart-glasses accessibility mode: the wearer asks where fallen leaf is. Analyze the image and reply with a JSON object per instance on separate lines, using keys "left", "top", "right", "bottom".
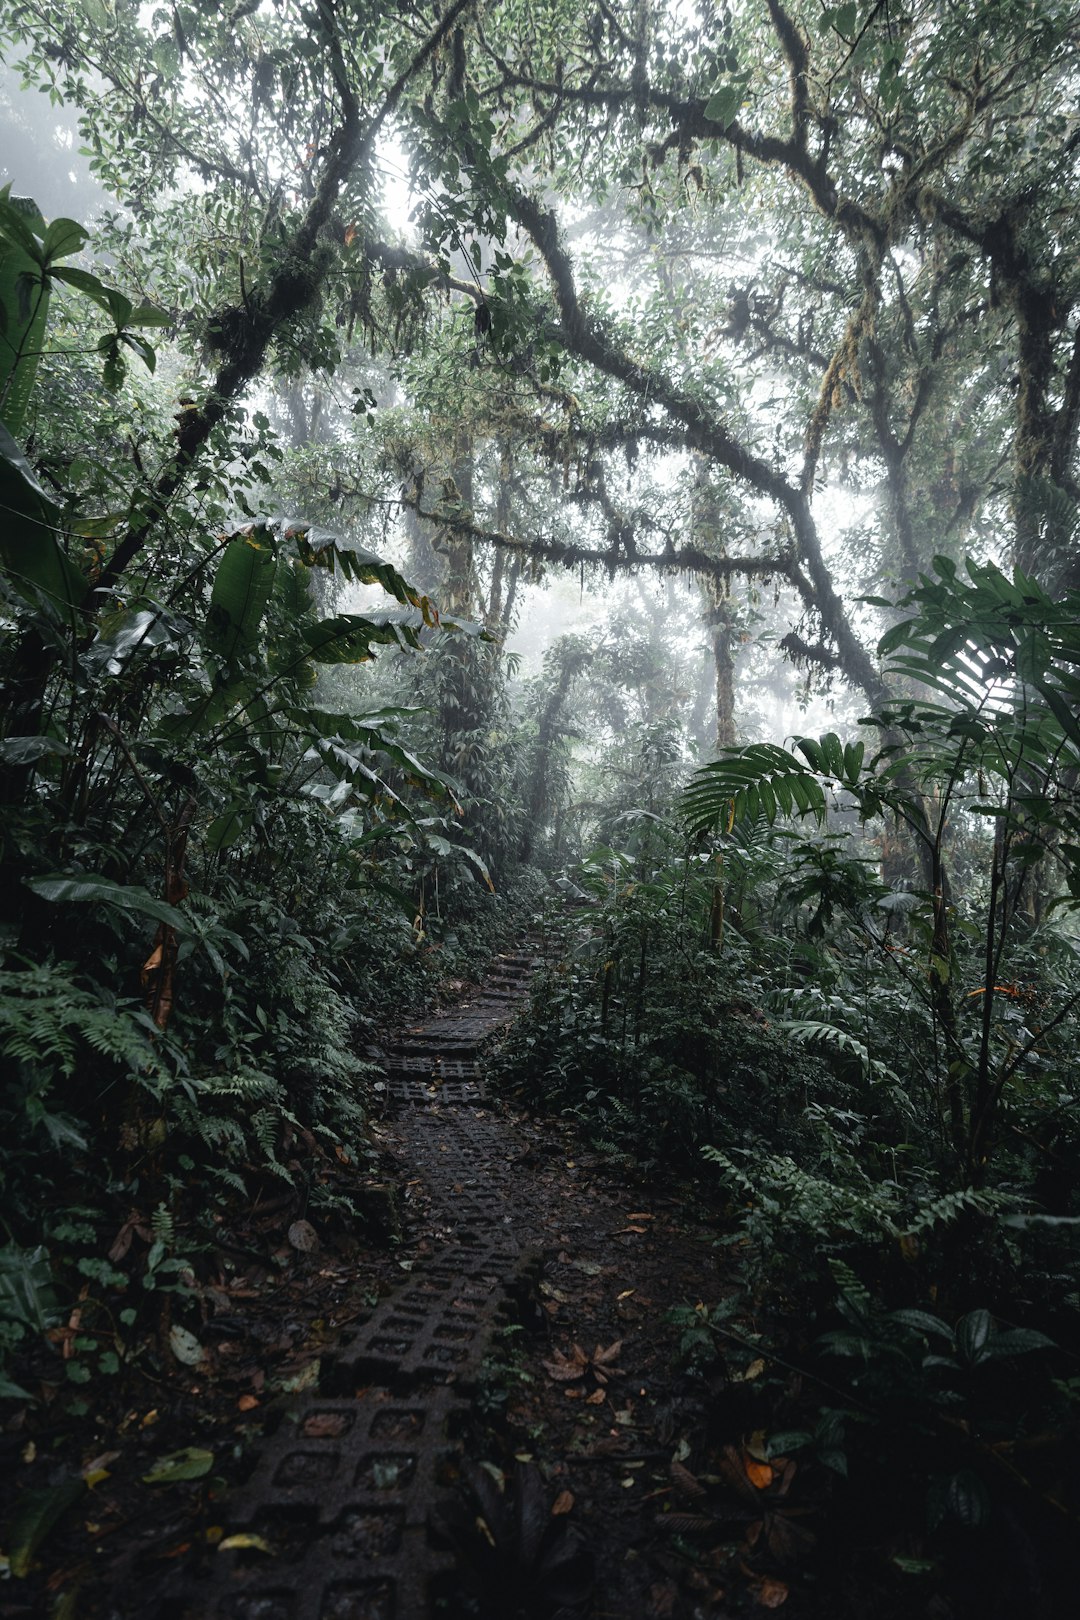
{"left": 649, "top": 1579, "right": 677, "bottom": 1616}
{"left": 586, "top": 1389, "right": 606, "bottom": 1406}
{"left": 301, "top": 1412, "right": 347, "bottom": 1437}
{"left": 288, "top": 1220, "right": 319, "bottom": 1253}
{"left": 218, "top": 1534, "right": 273, "bottom": 1553}
{"left": 276, "top": 1358, "right": 320, "bottom": 1394}
{"left": 617, "top": 1289, "right": 636, "bottom": 1300}
{"left": 659, "top": 1512, "right": 715, "bottom": 1533}
{"left": 168, "top": 1325, "right": 205, "bottom": 1367}
{"left": 143, "top": 1447, "right": 214, "bottom": 1485}
{"left": 744, "top": 1456, "right": 774, "bottom": 1490}
{"left": 754, "top": 1577, "right": 789, "bottom": 1608}
{"left": 6, "top": 1480, "right": 84, "bottom": 1577}
{"left": 613, "top": 1226, "right": 648, "bottom": 1235}
{"left": 671, "top": 1460, "right": 706, "bottom": 1499}
{"left": 237, "top": 1395, "right": 260, "bottom": 1412}
{"left": 626, "top": 1213, "right": 654, "bottom": 1221}
{"left": 543, "top": 1344, "right": 590, "bottom": 1382}
{"left": 82, "top": 1451, "right": 119, "bottom": 1479}
{"left": 551, "top": 1490, "right": 575, "bottom": 1515}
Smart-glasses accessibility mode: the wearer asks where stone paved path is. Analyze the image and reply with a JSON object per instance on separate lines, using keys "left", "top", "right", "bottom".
{"left": 178, "top": 945, "right": 549, "bottom": 1620}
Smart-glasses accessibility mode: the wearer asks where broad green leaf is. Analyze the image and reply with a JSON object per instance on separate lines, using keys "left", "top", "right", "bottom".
{"left": 47, "top": 263, "right": 116, "bottom": 311}
{"left": 887, "top": 1309, "right": 954, "bottom": 1341}
{"left": 289, "top": 526, "right": 427, "bottom": 610}
{"left": 301, "top": 611, "right": 422, "bottom": 663}
{"left": 982, "top": 1327, "right": 1055, "bottom": 1359}
{"left": 26, "top": 873, "right": 192, "bottom": 934}
{"left": 0, "top": 735, "right": 71, "bottom": 764}
{"left": 205, "top": 808, "right": 249, "bottom": 851}
{"left": 704, "top": 84, "right": 741, "bottom": 128}
{"left": 956, "top": 1308, "right": 992, "bottom": 1364}
{"left": 0, "top": 196, "right": 45, "bottom": 263}
{"left": 168, "top": 1324, "right": 205, "bottom": 1366}
{"left": 0, "top": 1244, "right": 60, "bottom": 1332}
{"left": 0, "top": 198, "right": 49, "bottom": 435}
{"left": 41, "top": 218, "right": 88, "bottom": 262}
{"left": 0, "top": 422, "right": 86, "bottom": 610}
{"left": 142, "top": 1446, "right": 214, "bottom": 1485}
{"left": 207, "top": 530, "right": 278, "bottom": 662}
{"left": 6, "top": 1479, "right": 83, "bottom": 1576}
{"left": 128, "top": 302, "right": 172, "bottom": 328}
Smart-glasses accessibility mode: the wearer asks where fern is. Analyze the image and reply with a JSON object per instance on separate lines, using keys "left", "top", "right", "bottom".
{"left": 0, "top": 965, "right": 160, "bottom": 1082}
{"left": 904, "top": 1186, "right": 1009, "bottom": 1238}
{"left": 827, "top": 1256, "right": 876, "bottom": 1322}
{"left": 782, "top": 1019, "right": 900, "bottom": 1086}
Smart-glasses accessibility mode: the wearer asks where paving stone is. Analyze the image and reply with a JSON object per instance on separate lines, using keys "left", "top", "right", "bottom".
{"left": 175, "top": 944, "right": 543, "bottom": 1620}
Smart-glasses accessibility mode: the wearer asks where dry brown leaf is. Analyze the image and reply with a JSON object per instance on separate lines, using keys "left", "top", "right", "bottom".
{"left": 764, "top": 1510, "right": 816, "bottom": 1563}
{"left": 543, "top": 1345, "right": 589, "bottom": 1382}
{"left": 287, "top": 1219, "right": 319, "bottom": 1253}
{"left": 670, "top": 1460, "right": 706, "bottom": 1499}
{"left": 744, "top": 1456, "right": 774, "bottom": 1490}
{"left": 237, "top": 1395, "right": 259, "bottom": 1413}
{"left": 648, "top": 1580, "right": 677, "bottom": 1617}
{"left": 593, "top": 1340, "right": 623, "bottom": 1366}
{"left": 658, "top": 1512, "right": 715, "bottom": 1533}
{"left": 586, "top": 1389, "right": 606, "bottom": 1406}
{"left": 302, "top": 1412, "right": 348, "bottom": 1437}
{"left": 551, "top": 1490, "right": 575, "bottom": 1516}
{"left": 718, "top": 1445, "right": 760, "bottom": 1504}
{"left": 753, "top": 1576, "right": 789, "bottom": 1608}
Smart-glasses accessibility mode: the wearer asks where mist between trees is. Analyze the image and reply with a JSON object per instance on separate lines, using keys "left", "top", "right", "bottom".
{"left": 2, "top": 2, "right": 1080, "bottom": 1612}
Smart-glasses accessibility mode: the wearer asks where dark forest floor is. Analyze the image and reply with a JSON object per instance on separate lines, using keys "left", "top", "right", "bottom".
{"left": 2, "top": 948, "right": 1074, "bottom": 1619}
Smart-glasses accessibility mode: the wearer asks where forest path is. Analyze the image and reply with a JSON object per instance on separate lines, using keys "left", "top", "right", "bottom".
{"left": 173, "top": 944, "right": 731, "bottom": 1620}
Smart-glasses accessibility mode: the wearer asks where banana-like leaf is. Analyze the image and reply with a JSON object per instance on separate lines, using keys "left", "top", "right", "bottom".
{"left": 301, "top": 610, "right": 423, "bottom": 663}
{"left": 289, "top": 525, "right": 433, "bottom": 615}
{"left": 26, "top": 873, "right": 193, "bottom": 934}
{"left": 207, "top": 529, "right": 278, "bottom": 662}
{"left": 0, "top": 422, "right": 86, "bottom": 611}
{"left": 286, "top": 706, "right": 454, "bottom": 797}
{"left": 0, "top": 195, "right": 48, "bottom": 437}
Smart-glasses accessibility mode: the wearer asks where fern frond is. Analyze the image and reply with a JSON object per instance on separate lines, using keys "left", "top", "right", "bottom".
{"left": 682, "top": 744, "right": 828, "bottom": 835}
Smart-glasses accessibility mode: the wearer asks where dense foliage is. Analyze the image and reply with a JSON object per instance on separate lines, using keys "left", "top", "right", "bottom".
{"left": 1, "top": 0, "right": 1079, "bottom": 1608}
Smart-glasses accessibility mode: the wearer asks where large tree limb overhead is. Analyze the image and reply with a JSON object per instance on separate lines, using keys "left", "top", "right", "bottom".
{"left": 95, "top": 0, "right": 475, "bottom": 599}
{"left": 504, "top": 184, "right": 891, "bottom": 710}
{"left": 408, "top": 501, "right": 793, "bottom": 588}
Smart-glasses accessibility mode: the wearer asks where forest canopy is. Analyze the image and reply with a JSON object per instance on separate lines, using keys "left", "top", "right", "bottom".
{"left": 2, "top": 2, "right": 1080, "bottom": 1612}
